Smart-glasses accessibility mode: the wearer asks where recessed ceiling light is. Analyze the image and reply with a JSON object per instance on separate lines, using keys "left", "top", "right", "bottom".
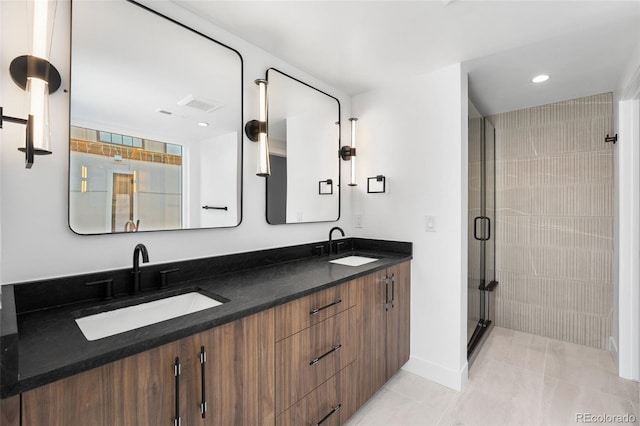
{"left": 197, "top": 122, "right": 209, "bottom": 127}
{"left": 532, "top": 74, "right": 550, "bottom": 83}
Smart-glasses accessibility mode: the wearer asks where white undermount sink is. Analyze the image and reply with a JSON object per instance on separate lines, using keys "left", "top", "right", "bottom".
{"left": 329, "top": 255, "right": 379, "bottom": 267}
{"left": 75, "top": 292, "right": 224, "bottom": 341}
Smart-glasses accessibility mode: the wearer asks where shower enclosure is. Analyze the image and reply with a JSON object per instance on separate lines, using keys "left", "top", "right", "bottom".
{"left": 467, "top": 108, "right": 497, "bottom": 358}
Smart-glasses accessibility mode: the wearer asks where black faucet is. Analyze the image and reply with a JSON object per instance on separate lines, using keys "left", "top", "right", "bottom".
{"left": 328, "top": 226, "right": 345, "bottom": 255}
{"left": 132, "top": 243, "right": 149, "bottom": 294}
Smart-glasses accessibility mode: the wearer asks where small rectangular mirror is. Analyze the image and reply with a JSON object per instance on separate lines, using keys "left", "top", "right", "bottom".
{"left": 266, "top": 68, "right": 340, "bottom": 224}
{"left": 69, "top": 0, "right": 243, "bottom": 234}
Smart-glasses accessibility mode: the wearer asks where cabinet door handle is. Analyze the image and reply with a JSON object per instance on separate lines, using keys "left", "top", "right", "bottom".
{"left": 385, "top": 280, "right": 389, "bottom": 311}
{"left": 174, "top": 357, "right": 181, "bottom": 426}
{"left": 199, "top": 346, "right": 207, "bottom": 418}
{"left": 309, "top": 299, "right": 342, "bottom": 315}
{"left": 391, "top": 273, "right": 396, "bottom": 308}
{"left": 311, "top": 404, "right": 342, "bottom": 426}
{"left": 309, "top": 344, "right": 342, "bottom": 366}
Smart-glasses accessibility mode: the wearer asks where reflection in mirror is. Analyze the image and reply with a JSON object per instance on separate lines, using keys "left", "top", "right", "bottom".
{"left": 69, "top": 0, "right": 242, "bottom": 234}
{"left": 266, "top": 69, "right": 340, "bottom": 224}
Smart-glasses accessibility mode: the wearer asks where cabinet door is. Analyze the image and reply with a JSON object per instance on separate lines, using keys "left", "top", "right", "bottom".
{"left": 1, "top": 395, "right": 20, "bottom": 426}
{"left": 193, "top": 309, "right": 275, "bottom": 426}
{"left": 354, "top": 270, "right": 387, "bottom": 408}
{"left": 385, "top": 262, "right": 411, "bottom": 379}
{"left": 22, "top": 339, "right": 187, "bottom": 426}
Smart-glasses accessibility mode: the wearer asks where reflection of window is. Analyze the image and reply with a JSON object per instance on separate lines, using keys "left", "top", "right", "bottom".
{"left": 70, "top": 125, "right": 183, "bottom": 233}
{"left": 71, "top": 126, "right": 183, "bottom": 164}
{"left": 99, "top": 130, "right": 143, "bottom": 148}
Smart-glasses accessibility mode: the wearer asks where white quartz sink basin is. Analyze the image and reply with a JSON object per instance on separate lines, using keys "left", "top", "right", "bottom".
{"left": 329, "top": 255, "right": 379, "bottom": 267}
{"left": 75, "top": 292, "right": 223, "bottom": 341}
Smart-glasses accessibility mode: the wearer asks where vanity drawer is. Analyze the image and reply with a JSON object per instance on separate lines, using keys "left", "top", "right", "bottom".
{"left": 275, "top": 280, "right": 355, "bottom": 341}
{"left": 275, "top": 308, "right": 356, "bottom": 414}
{"left": 276, "top": 362, "right": 356, "bottom": 426}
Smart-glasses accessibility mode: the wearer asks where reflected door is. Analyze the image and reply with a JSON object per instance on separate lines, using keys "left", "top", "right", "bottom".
{"left": 112, "top": 173, "right": 134, "bottom": 232}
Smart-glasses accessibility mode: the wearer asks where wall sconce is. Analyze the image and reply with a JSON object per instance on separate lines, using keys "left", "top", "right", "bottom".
{"left": 367, "top": 175, "right": 386, "bottom": 193}
{"left": 244, "top": 79, "right": 270, "bottom": 177}
{"left": 340, "top": 117, "right": 358, "bottom": 186}
{"left": 0, "top": 0, "right": 62, "bottom": 168}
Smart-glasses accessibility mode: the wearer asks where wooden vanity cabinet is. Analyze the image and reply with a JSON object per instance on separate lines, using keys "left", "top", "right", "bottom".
{"left": 274, "top": 281, "right": 358, "bottom": 426}
{"left": 22, "top": 338, "right": 184, "bottom": 426}
{"left": 188, "top": 309, "right": 275, "bottom": 426}
{"left": 10, "top": 261, "right": 411, "bottom": 426}
{"left": 385, "top": 262, "right": 411, "bottom": 379}
{"left": 0, "top": 395, "right": 20, "bottom": 426}
{"left": 276, "top": 362, "right": 357, "bottom": 426}
{"left": 20, "top": 309, "right": 274, "bottom": 426}
{"left": 355, "top": 262, "right": 411, "bottom": 408}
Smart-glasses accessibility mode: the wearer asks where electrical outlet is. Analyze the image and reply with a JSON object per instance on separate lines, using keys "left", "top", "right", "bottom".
{"left": 355, "top": 214, "right": 363, "bottom": 228}
{"left": 425, "top": 216, "right": 436, "bottom": 232}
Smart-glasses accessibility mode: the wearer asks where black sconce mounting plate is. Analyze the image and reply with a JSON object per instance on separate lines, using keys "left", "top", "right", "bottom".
{"left": 9, "top": 55, "right": 62, "bottom": 94}
{"left": 340, "top": 145, "right": 356, "bottom": 161}
{"left": 244, "top": 119, "right": 267, "bottom": 142}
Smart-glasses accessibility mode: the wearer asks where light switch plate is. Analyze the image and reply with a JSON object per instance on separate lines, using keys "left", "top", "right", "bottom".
{"left": 355, "top": 214, "right": 364, "bottom": 228}
{"left": 425, "top": 216, "right": 436, "bottom": 232}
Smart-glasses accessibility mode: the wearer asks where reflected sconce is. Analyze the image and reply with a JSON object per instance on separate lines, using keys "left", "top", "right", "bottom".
{"left": 340, "top": 117, "right": 358, "bottom": 186}
{"left": 80, "top": 165, "right": 88, "bottom": 193}
{"left": 244, "top": 79, "right": 270, "bottom": 176}
{"left": 0, "top": 0, "right": 62, "bottom": 168}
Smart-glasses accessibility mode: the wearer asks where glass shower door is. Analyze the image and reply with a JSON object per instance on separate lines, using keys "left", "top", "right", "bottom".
{"left": 467, "top": 116, "right": 497, "bottom": 358}
{"left": 467, "top": 114, "right": 483, "bottom": 347}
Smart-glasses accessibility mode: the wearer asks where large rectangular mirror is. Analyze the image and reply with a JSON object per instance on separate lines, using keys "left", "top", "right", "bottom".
{"left": 266, "top": 68, "right": 340, "bottom": 224}
{"left": 69, "top": 0, "right": 243, "bottom": 234}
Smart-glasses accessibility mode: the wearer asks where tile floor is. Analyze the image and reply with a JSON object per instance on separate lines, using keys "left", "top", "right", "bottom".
{"left": 345, "top": 326, "right": 639, "bottom": 426}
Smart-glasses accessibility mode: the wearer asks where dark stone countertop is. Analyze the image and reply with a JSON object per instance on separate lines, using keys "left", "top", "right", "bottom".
{"left": 0, "top": 238, "right": 411, "bottom": 398}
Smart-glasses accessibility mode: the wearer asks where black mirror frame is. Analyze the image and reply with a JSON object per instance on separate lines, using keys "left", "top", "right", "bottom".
{"left": 264, "top": 67, "right": 341, "bottom": 225}
{"left": 68, "top": 0, "right": 244, "bottom": 235}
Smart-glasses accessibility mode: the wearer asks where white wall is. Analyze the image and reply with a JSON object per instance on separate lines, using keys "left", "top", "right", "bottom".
{"left": 614, "top": 38, "right": 640, "bottom": 381}
{"left": 286, "top": 114, "right": 339, "bottom": 223}
{"left": 617, "top": 98, "right": 640, "bottom": 381}
{"left": 0, "top": 0, "right": 352, "bottom": 284}
{"left": 352, "top": 63, "right": 469, "bottom": 390}
{"left": 198, "top": 132, "right": 239, "bottom": 228}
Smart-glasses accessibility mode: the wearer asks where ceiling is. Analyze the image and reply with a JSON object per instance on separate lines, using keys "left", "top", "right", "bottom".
{"left": 71, "top": 0, "right": 242, "bottom": 146}
{"left": 172, "top": 0, "right": 640, "bottom": 115}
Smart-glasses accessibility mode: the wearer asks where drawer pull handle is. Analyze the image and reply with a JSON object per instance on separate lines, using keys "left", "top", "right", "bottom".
{"left": 310, "top": 344, "right": 342, "bottom": 366}
{"left": 312, "top": 404, "right": 342, "bottom": 426}
{"left": 309, "top": 299, "right": 342, "bottom": 315}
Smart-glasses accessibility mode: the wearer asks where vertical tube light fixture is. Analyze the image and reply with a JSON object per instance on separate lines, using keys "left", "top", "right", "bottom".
{"left": 340, "top": 117, "right": 358, "bottom": 186}
{"left": 244, "top": 79, "right": 270, "bottom": 176}
{"left": 28, "top": 0, "right": 52, "bottom": 154}
{"left": 256, "top": 79, "right": 270, "bottom": 176}
{"left": 349, "top": 117, "right": 357, "bottom": 186}
{"left": 0, "top": 0, "right": 62, "bottom": 168}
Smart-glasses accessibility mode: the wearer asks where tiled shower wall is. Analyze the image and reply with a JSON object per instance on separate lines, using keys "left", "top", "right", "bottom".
{"left": 490, "top": 93, "right": 613, "bottom": 349}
